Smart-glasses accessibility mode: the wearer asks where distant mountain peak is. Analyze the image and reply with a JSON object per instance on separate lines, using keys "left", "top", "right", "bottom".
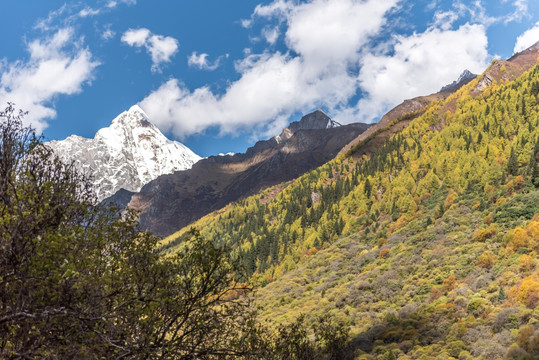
{"left": 47, "top": 106, "right": 201, "bottom": 202}
{"left": 272, "top": 109, "right": 341, "bottom": 144}
{"left": 440, "top": 69, "right": 476, "bottom": 92}
{"left": 290, "top": 109, "right": 340, "bottom": 132}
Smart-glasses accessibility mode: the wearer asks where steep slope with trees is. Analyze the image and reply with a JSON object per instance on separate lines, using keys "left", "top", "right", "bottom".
{"left": 162, "top": 45, "right": 539, "bottom": 359}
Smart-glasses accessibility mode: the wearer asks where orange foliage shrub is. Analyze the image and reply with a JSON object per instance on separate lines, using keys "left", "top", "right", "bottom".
{"left": 483, "top": 214, "right": 494, "bottom": 224}
{"left": 505, "top": 227, "right": 530, "bottom": 253}
{"left": 444, "top": 193, "right": 455, "bottom": 210}
{"left": 388, "top": 215, "right": 409, "bottom": 234}
{"left": 513, "top": 175, "right": 525, "bottom": 190}
{"left": 379, "top": 249, "right": 390, "bottom": 259}
{"left": 476, "top": 251, "right": 496, "bottom": 269}
{"left": 516, "top": 272, "right": 539, "bottom": 308}
{"left": 516, "top": 325, "right": 539, "bottom": 354}
{"left": 526, "top": 216, "right": 539, "bottom": 251}
{"left": 519, "top": 254, "right": 536, "bottom": 272}
{"left": 472, "top": 225, "right": 496, "bottom": 242}
{"left": 442, "top": 275, "right": 456, "bottom": 293}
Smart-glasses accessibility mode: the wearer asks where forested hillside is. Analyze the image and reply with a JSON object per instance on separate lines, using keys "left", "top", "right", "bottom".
{"left": 162, "top": 60, "right": 539, "bottom": 359}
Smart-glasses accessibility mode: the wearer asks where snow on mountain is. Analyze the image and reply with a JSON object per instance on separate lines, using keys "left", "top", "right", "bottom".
{"left": 47, "top": 105, "right": 201, "bottom": 202}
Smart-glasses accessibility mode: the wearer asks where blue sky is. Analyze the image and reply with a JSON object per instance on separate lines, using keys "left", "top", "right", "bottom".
{"left": 1, "top": 0, "right": 538, "bottom": 157}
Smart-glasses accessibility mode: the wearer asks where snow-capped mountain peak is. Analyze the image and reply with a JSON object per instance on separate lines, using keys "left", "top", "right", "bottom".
{"left": 47, "top": 105, "right": 201, "bottom": 202}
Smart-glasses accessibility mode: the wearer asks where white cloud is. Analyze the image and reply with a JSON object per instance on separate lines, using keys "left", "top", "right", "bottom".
{"left": 453, "top": 0, "right": 529, "bottom": 26}
{"left": 340, "top": 23, "right": 489, "bottom": 124}
{"left": 453, "top": 0, "right": 498, "bottom": 27}
{"left": 187, "top": 52, "right": 222, "bottom": 71}
{"left": 140, "top": 0, "right": 399, "bottom": 139}
{"left": 262, "top": 26, "right": 280, "bottom": 45}
{"left": 101, "top": 25, "right": 116, "bottom": 41}
{"left": 252, "top": 0, "right": 295, "bottom": 19}
{"left": 107, "top": 0, "right": 136, "bottom": 8}
{"left": 121, "top": 28, "right": 178, "bottom": 72}
{"left": 514, "top": 21, "right": 539, "bottom": 53}
{"left": 503, "top": 0, "right": 529, "bottom": 24}
{"left": 122, "top": 28, "right": 150, "bottom": 47}
{"left": 285, "top": 0, "right": 398, "bottom": 68}
{"left": 432, "top": 10, "right": 459, "bottom": 31}
{"left": 0, "top": 28, "right": 100, "bottom": 132}
{"left": 78, "top": 7, "right": 100, "bottom": 18}
{"left": 34, "top": 4, "right": 68, "bottom": 31}
{"left": 138, "top": 0, "right": 494, "bottom": 140}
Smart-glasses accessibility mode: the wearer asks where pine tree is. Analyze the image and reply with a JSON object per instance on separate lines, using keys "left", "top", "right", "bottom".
{"left": 364, "top": 178, "right": 372, "bottom": 197}
{"left": 507, "top": 147, "right": 519, "bottom": 176}
{"left": 531, "top": 154, "right": 539, "bottom": 188}
{"left": 498, "top": 286, "right": 507, "bottom": 302}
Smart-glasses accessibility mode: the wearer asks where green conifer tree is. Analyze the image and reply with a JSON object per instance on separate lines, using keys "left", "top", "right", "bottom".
{"left": 507, "top": 147, "right": 519, "bottom": 176}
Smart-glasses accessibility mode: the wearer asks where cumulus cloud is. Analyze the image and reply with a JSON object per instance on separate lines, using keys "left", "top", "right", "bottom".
{"left": 121, "top": 28, "right": 178, "bottom": 72}
{"left": 138, "top": 0, "right": 492, "bottom": 139}
{"left": 514, "top": 21, "right": 539, "bottom": 53}
{"left": 340, "top": 23, "right": 489, "bottom": 124}
{"left": 122, "top": 28, "right": 150, "bottom": 47}
{"left": 285, "top": 0, "right": 398, "bottom": 68}
{"left": 140, "top": 0, "right": 398, "bottom": 138}
{"left": 0, "top": 28, "right": 100, "bottom": 132}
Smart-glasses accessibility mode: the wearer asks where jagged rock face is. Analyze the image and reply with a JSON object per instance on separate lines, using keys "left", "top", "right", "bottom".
{"left": 120, "top": 110, "right": 370, "bottom": 237}
{"left": 47, "top": 105, "right": 201, "bottom": 202}
{"left": 472, "top": 40, "right": 539, "bottom": 95}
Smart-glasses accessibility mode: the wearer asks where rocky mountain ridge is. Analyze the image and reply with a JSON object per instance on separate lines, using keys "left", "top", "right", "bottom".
{"left": 114, "top": 110, "right": 370, "bottom": 236}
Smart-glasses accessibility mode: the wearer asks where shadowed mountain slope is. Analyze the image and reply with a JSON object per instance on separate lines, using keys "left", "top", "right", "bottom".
{"left": 114, "top": 110, "right": 370, "bottom": 236}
